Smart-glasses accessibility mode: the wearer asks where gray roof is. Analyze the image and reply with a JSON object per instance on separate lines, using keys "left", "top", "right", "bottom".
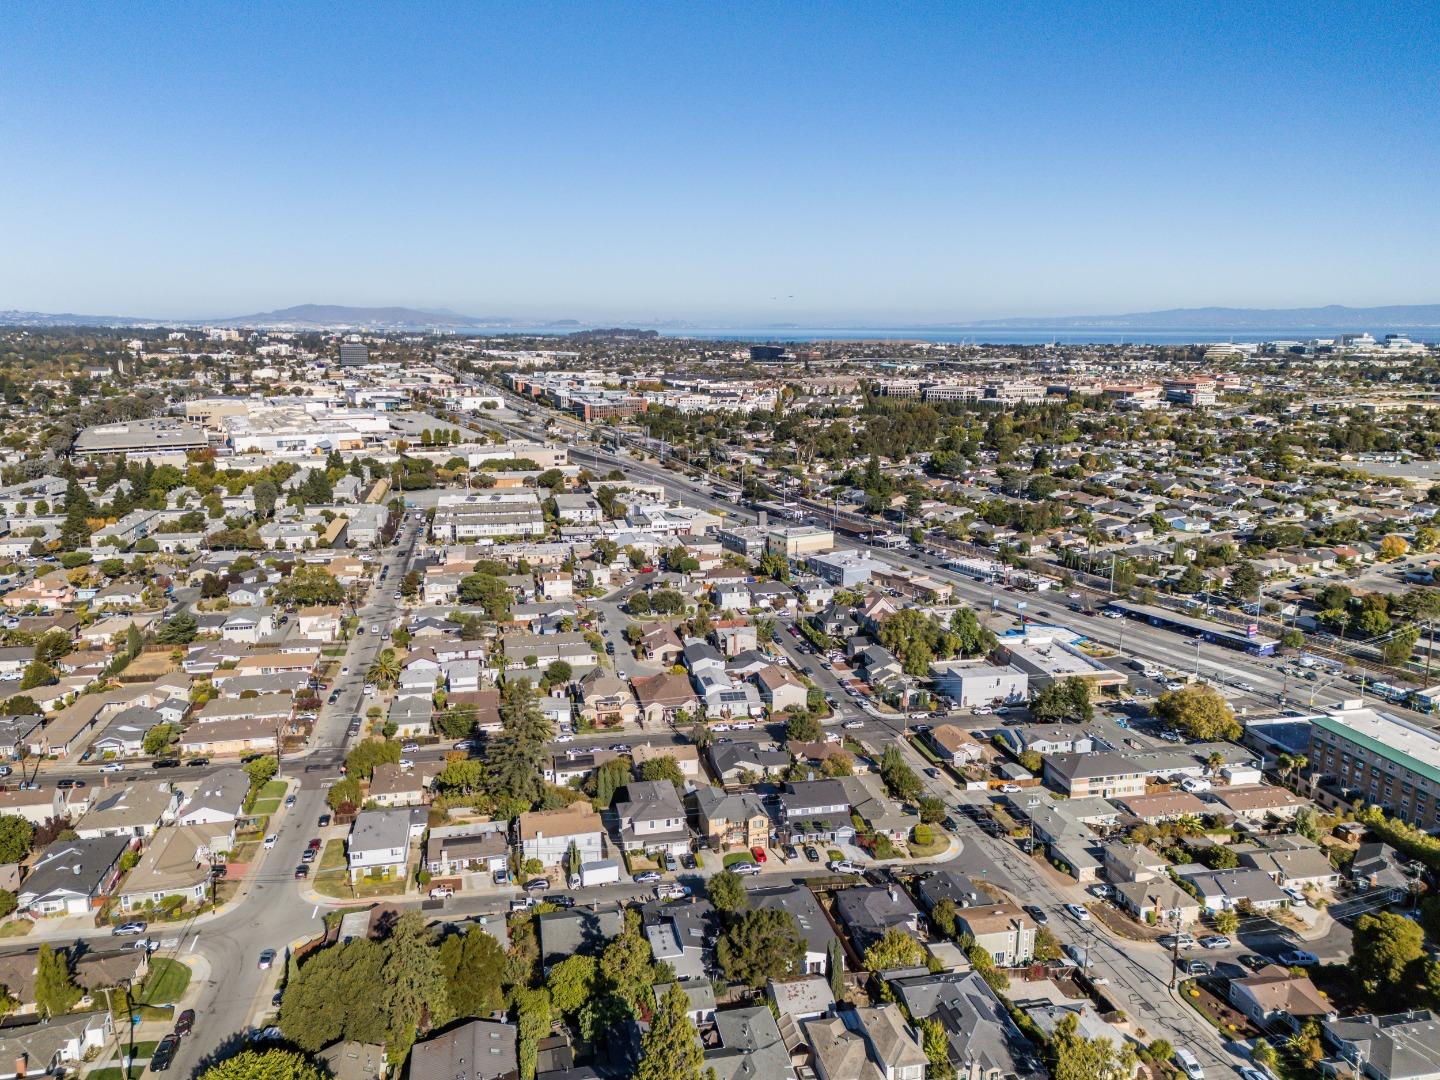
{"left": 535, "top": 907, "right": 626, "bottom": 969}
{"left": 832, "top": 885, "right": 921, "bottom": 947}
{"left": 1324, "top": 1011, "right": 1440, "bottom": 1080}
{"left": 350, "top": 807, "right": 424, "bottom": 853}
{"left": 20, "top": 836, "right": 129, "bottom": 904}
{"left": 707, "top": 1005, "right": 797, "bottom": 1080}
{"left": 749, "top": 884, "right": 838, "bottom": 956}
{"left": 409, "top": 1019, "right": 518, "bottom": 1080}
{"left": 179, "top": 768, "right": 249, "bottom": 819}
{"left": 912, "top": 869, "right": 982, "bottom": 912}
{"left": 890, "top": 971, "right": 1044, "bottom": 1080}
{"left": 615, "top": 780, "right": 685, "bottom": 826}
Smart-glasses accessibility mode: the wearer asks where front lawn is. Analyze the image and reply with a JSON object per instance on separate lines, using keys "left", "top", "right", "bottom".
{"left": 313, "top": 871, "right": 406, "bottom": 900}
{"left": 319, "top": 839, "right": 347, "bottom": 871}
{"left": 136, "top": 958, "right": 191, "bottom": 1006}
{"left": 722, "top": 852, "right": 757, "bottom": 869}
{"left": 907, "top": 831, "right": 949, "bottom": 858}
{"left": 0, "top": 920, "right": 32, "bottom": 938}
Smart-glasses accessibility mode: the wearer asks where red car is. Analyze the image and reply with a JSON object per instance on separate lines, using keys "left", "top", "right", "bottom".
{"left": 750, "top": 846, "right": 767, "bottom": 864}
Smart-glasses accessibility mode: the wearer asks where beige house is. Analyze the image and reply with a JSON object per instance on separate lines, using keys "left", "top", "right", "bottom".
{"left": 578, "top": 669, "right": 639, "bottom": 728}
{"left": 693, "top": 788, "right": 769, "bottom": 850}
{"left": 631, "top": 672, "right": 700, "bottom": 727}
{"left": 368, "top": 763, "right": 428, "bottom": 808}
{"left": 118, "top": 822, "right": 234, "bottom": 911}
{"left": 1228, "top": 967, "right": 1336, "bottom": 1033}
{"left": 954, "top": 904, "right": 1037, "bottom": 967}
{"left": 178, "top": 716, "right": 279, "bottom": 757}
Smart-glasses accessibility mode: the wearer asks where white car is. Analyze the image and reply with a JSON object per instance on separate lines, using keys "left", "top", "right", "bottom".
{"left": 843, "top": 720, "right": 864, "bottom": 730}
{"left": 554, "top": 734, "right": 574, "bottom": 743}
{"left": 100, "top": 762, "right": 124, "bottom": 773}
{"left": 1063, "top": 903, "right": 1090, "bottom": 922}
{"left": 398, "top": 758, "right": 415, "bottom": 769}
{"left": 731, "top": 722, "right": 754, "bottom": 731}
{"left": 827, "top": 860, "right": 863, "bottom": 875}
{"left": 998, "top": 783, "right": 1021, "bottom": 793}
{"left": 711, "top": 724, "right": 731, "bottom": 733}
{"left": 263, "top": 835, "right": 277, "bottom": 850}
{"left": 401, "top": 742, "right": 420, "bottom": 753}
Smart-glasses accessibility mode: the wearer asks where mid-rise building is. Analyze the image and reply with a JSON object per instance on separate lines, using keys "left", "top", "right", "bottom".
{"left": 1308, "top": 700, "right": 1440, "bottom": 830}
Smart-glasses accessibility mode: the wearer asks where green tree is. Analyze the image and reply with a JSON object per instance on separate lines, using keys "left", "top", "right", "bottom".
{"left": 1153, "top": 684, "right": 1240, "bottom": 741}
{"left": 483, "top": 678, "right": 554, "bottom": 814}
{"left": 547, "top": 954, "right": 598, "bottom": 1019}
{"left": 252, "top": 478, "right": 279, "bottom": 520}
{"left": 458, "top": 573, "right": 511, "bottom": 620}
{"left": 707, "top": 869, "right": 749, "bottom": 913}
{"left": 785, "top": 713, "right": 822, "bottom": 742}
{"left": 1351, "top": 912, "right": 1425, "bottom": 999}
{"left": 949, "top": 606, "right": 997, "bottom": 657}
{"left": 921, "top": 1017, "right": 957, "bottom": 1080}
{"left": 345, "top": 738, "right": 401, "bottom": 781}
{"left": 717, "top": 908, "right": 805, "bottom": 988}
{"left": 1048, "top": 1012, "right": 1137, "bottom": 1080}
{"left": 638, "top": 755, "right": 686, "bottom": 792}
{"left": 34, "top": 944, "right": 80, "bottom": 1018}
{"left": 917, "top": 796, "right": 945, "bottom": 825}
{"left": 274, "top": 565, "right": 344, "bottom": 606}
{"left": 367, "top": 648, "right": 401, "bottom": 688}
{"left": 19, "top": 661, "right": 55, "bottom": 691}
{"left": 156, "top": 611, "right": 198, "bottom": 645}
{"left": 591, "top": 756, "right": 632, "bottom": 810}
{"left": 244, "top": 754, "right": 278, "bottom": 793}
{"left": 197, "top": 1050, "right": 329, "bottom": 1080}
{"left": 383, "top": 911, "right": 451, "bottom": 1055}
{"left": 438, "top": 923, "right": 506, "bottom": 1019}
{"left": 635, "top": 982, "right": 710, "bottom": 1080}
{"left": 828, "top": 937, "right": 846, "bottom": 1001}
{"left": 1212, "top": 909, "right": 1240, "bottom": 935}
{"left": 142, "top": 722, "right": 178, "bottom": 756}
{"left": 326, "top": 776, "right": 362, "bottom": 812}
{"left": 863, "top": 927, "right": 925, "bottom": 972}
{"left": 1229, "top": 561, "right": 1262, "bottom": 600}
{"left": 1029, "top": 677, "right": 1093, "bottom": 723}
{"left": 601, "top": 910, "right": 662, "bottom": 1017}
{"left": 0, "top": 816, "right": 33, "bottom": 863}
{"left": 1034, "top": 927, "right": 1063, "bottom": 963}
{"left": 515, "top": 986, "right": 552, "bottom": 1080}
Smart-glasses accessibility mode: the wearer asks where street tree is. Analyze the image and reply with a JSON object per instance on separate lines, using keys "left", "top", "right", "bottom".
{"left": 1152, "top": 684, "right": 1240, "bottom": 741}
{"left": 707, "top": 869, "right": 749, "bottom": 913}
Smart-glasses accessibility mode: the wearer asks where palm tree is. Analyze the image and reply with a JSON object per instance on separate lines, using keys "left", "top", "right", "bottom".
{"left": 367, "top": 647, "right": 400, "bottom": 689}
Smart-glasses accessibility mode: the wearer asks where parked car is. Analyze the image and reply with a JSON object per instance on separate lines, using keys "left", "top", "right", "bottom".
{"left": 173, "top": 1009, "right": 195, "bottom": 1037}
{"left": 803, "top": 845, "right": 820, "bottom": 863}
{"left": 633, "top": 870, "right": 661, "bottom": 884}
{"left": 257, "top": 949, "right": 276, "bottom": 970}
{"left": 1173, "top": 1047, "right": 1205, "bottom": 1080}
{"left": 1022, "top": 904, "right": 1048, "bottom": 925}
{"left": 150, "top": 1034, "right": 180, "bottom": 1072}
{"left": 492, "top": 868, "right": 511, "bottom": 886}
{"left": 545, "top": 894, "right": 577, "bottom": 908}
{"left": 112, "top": 921, "right": 148, "bottom": 936}
{"left": 781, "top": 844, "right": 799, "bottom": 860}
{"left": 664, "top": 851, "right": 679, "bottom": 872}
{"left": 263, "top": 835, "right": 278, "bottom": 850}
{"left": 1063, "top": 903, "right": 1090, "bottom": 922}
{"left": 428, "top": 886, "right": 454, "bottom": 899}
{"left": 401, "top": 742, "right": 420, "bottom": 753}
{"left": 152, "top": 758, "right": 181, "bottom": 769}
{"left": 1199, "top": 935, "right": 1231, "bottom": 950}
{"left": 1159, "top": 933, "right": 1196, "bottom": 949}
{"left": 523, "top": 877, "right": 550, "bottom": 892}
{"left": 731, "top": 861, "right": 762, "bottom": 876}
{"left": 827, "top": 860, "right": 863, "bottom": 875}
{"left": 750, "top": 846, "right": 767, "bottom": 864}
{"left": 317, "top": 813, "right": 331, "bottom": 828}
{"left": 680, "top": 852, "right": 697, "bottom": 870}
{"left": 843, "top": 720, "right": 864, "bottom": 729}
{"left": 1177, "top": 957, "right": 1211, "bottom": 977}
{"left": 1278, "top": 949, "right": 1319, "bottom": 966}
{"left": 99, "top": 762, "right": 124, "bottom": 773}
{"left": 1237, "top": 953, "right": 1269, "bottom": 972}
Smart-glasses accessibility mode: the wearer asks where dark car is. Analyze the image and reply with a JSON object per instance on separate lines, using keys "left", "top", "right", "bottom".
{"left": 604, "top": 641, "right": 616, "bottom": 655}
{"left": 152, "top": 758, "right": 181, "bottom": 769}
{"left": 1177, "top": 957, "right": 1211, "bottom": 977}
{"left": 294, "top": 865, "right": 309, "bottom": 879}
{"left": 1022, "top": 904, "right": 1049, "bottom": 926}
{"left": 150, "top": 1034, "right": 180, "bottom": 1071}
{"left": 174, "top": 1009, "right": 195, "bottom": 1036}
{"left": 186, "top": 757, "right": 209, "bottom": 767}
{"left": 56, "top": 778, "right": 87, "bottom": 790}
{"left": 1237, "top": 953, "right": 1269, "bottom": 973}
{"left": 803, "top": 845, "right": 820, "bottom": 862}
{"left": 544, "top": 895, "right": 576, "bottom": 908}
{"left": 318, "top": 814, "right": 331, "bottom": 828}
{"left": 781, "top": 844, "right": 800, "bottom": 860}
{"left": 328, "top": 691, "right": 340, "bottom": 704}
{"left": 680, "top": 852, "right": 697, "bottom": 870}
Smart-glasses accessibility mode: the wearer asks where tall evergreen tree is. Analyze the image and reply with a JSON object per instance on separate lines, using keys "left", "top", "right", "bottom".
{"left": 635, "top": 983, "right": 712, "bottom": 1080}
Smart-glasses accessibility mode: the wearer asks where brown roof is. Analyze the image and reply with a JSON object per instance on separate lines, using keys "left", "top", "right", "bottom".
{"left": 955, "top": 903, "right": 1035, "bottom": 935}
{"left": 1232, "top": 967, "right": 1332, "bottom": 1018}
{"left": 929, "top": 723, "right": 979, "bottom": 753}
{"left": 1114, "top": 791, "right": 1207, "bottom": 819}
{"left": 631, "top": 673, "right": 697, "bottom": 709}
{"left": 1208, "top": 784, "right": 1308, "bottom": 813}
{"left": 516, "top": 803, "right": 602, "bottom": 842}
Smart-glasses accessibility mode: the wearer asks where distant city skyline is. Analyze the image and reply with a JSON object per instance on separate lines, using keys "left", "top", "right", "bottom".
{"left": 3, "top": 3, "right": 1438, "bottom": 320}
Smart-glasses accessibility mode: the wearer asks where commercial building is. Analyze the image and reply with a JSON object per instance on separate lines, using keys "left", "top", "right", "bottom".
{"left": 1308, "top": 700, "right": 1440, "bottom": 830}
{"left": 767, "top": 526, "right": 834, "bottom": 559}
{"left": 995, "top": 631, "right": 1127, "bottom": 690}
{"left": 927, "top": 660, "right": 1028, "bottom": 708}
{"left": 339, "top": 342, "right": 370, "bottom": 367}
{"left": 73, "top": 419, "right": 209, "bottom": 459}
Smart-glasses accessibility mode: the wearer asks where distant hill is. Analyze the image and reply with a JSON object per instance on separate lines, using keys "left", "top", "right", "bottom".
{"left": 958, "top": 304, "right": 1440, "bottom": 332}
{"left": 212, "top": 304, "right": 525, "bottom": 329}
{"left": 0, "top": 309, "right": 152, "bottom": 328}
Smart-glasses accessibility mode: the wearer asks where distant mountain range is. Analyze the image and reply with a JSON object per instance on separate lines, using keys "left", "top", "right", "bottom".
{"left": 210, "top": 305, "right": 580, "bottom": 330}
{"left": 954, "top": 304, "right": 1440, "bottom": 332}
{"left": 3, "top": 301, "right": 1439, "bottom": 334}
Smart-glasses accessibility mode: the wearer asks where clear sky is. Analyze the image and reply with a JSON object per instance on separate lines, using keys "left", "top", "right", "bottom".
{"left": 2, "top": 2, "right": 1438, "bottom": 323}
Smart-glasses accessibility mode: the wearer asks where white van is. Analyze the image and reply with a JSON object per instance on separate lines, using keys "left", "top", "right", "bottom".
{"left": 1173, "top": 1048, "right": 1204, "bottom": 1080}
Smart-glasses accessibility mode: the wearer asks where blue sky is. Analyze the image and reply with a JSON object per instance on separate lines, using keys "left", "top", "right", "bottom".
{"left": 2, "top": 2, "right": 1438, "bottom": 323}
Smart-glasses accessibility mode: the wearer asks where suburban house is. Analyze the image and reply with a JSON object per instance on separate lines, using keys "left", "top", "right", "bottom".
{"left": 74, "top": 781, "right": 177, "bottom": 840}
{"left": 890, "top": 969, "right": 1044, "bottom": 1080}
{"left": 692, "top": 788, "right": 769, "bottom": 851}
{"left": 516, "top": 804, "right": 605, "bottom": 867}
{"left": 578, "top": 669, "right": 640, "bottom": 728}
{"left": 804, "top": 1006, "right": 926, "bottom": 1080}
{"left": 615, "top": 780, "right": 691, "bottom": 857}
{"left": 631, "top": 672, "right": 699, "bottom": 727}
{"left": 1043, "top": 752, "right": 1146, "bottom": 799}
{"left": 1228, "top": 966, "right": 1336, "bottom": 1033}
{"left": 117, "top": 822, "right": 233, "bottom": 911}
{"left": 631, "top": 742, "right": 701, "bottom": 779}
{"left": 925, "top": 724, "right": 984, "bottom": 766}
{"left": 708, "top": 743, "right": 790, "bottom": 786}
{"left": 347, "top": 807, "right": 427, "bottom": 882}
{"left": 409, "top": 1019, "right": 517, "bottom": 1080}
{"left": 780, "top": 780, "right": 855, "bottom": 843}
{"left": 752, "top": 665, "right": 809, "bottom": 713}
{"left": 175, "top": 769, "right": 249, "bottom": 826}
{"left": 832, "top": 885, "right": 922, "bottom": 953}
{"left": 749, "top": 885, "right": 839, "bottom": 975}
{"left": 1114, "top": 879, "right": 1202, "bottom": 927}
{"left": 954, "top": 904, "right": 1037, "bottom": 967}
{"left": 18, "top": 836, "right": 129, "bottom": 916}
{"left": 426, "top": 823, "right": 509, "bottom": 878}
